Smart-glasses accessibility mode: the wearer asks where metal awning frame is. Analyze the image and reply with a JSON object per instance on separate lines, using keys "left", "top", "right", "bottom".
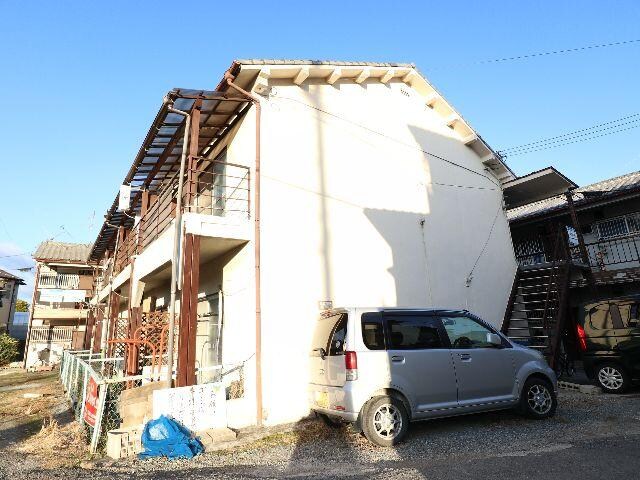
{"left": 90, "top": 89, "right": 251, "bottom": 260}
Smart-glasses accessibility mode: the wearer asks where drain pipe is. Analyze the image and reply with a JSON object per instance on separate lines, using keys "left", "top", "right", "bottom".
{"left": 165, "top": 101, "right": 191, "bottom": 385}
{"left": 224, "top": 71, "right": 263, "bottom": 425}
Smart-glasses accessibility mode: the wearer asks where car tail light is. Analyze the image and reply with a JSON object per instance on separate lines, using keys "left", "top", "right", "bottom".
{"left": 345, "top": 351, "right": 358, "bottom": 381}
{"left": 576, "top": 323, "right": 587, "bottom": 352}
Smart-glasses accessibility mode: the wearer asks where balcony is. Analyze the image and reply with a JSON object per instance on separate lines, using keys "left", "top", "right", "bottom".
{"left": 514, "top": 232, "right": 640, "bottom": 285}
{"left": 39, "top": 273, "right": 80, "bottom": 289}
{"left": 29, "top": 326, "right": 75, "bottom": 344}
{"left": 111, "top": 158, "right": 250, "bottom": 277}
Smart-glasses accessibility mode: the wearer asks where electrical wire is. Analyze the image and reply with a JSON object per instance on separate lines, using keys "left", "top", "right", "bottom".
{"left": 499, "top": 113, "right": 640, "bottom": 153}
{"left": 274, "top": 95, "right": 501, "bottom": 189}
{"left": 429, "top": 38, "right": 640, "bottom": 71}
{"left": 500, "top": 122, "right": 640, "bottom": 157}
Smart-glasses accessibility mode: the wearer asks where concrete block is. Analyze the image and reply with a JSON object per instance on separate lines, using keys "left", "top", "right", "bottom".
{"left": 197, "top": 427, "right": 237, "bottom": 449}
{"left": 579, "top": 384, "right": 601, "bottom": 395}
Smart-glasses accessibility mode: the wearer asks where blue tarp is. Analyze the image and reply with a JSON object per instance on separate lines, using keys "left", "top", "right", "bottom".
{"left": 139, "top": 415, "right": 204, "bottom": 459}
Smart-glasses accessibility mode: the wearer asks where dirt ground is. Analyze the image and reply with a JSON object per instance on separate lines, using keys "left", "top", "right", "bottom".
{"left": 0, "top": 368, "right": 90, "bottom": 470}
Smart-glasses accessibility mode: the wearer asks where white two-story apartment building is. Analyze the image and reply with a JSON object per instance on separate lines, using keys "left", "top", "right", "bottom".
{"left": 88, "top": 59, "right": 518, "bottom": 428}
{"left": 24, "top": 241, "right": 95, "bottom": 368}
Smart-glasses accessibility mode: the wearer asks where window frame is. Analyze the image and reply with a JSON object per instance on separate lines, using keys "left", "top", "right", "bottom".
{"left": 382, "top": 311, "right": 448, "bottom": 351}
{"left": 594, "top": 212, "right": 640, "bottom": 240}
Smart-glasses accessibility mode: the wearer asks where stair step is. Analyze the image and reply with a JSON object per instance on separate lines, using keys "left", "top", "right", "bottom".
{"left": 518, "top": 284, "right": 557, "bottom": 291}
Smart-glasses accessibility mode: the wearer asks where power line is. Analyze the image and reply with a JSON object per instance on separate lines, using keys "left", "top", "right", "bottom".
{"left": 500, "top": 123, "right": 640, "bottom": 157}
{"left": 474, "top": 38, "right": 640, "bottom": 66}
{"left": 499, "top": 113, "right": 640, "bottom": 153}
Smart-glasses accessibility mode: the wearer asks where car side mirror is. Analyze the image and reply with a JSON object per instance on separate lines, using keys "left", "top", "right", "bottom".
{"left": 486, "top": 333, "right": 503, "bottom": 347}
{"left": 313, "top": 347, "right": 327, "bottom": 359}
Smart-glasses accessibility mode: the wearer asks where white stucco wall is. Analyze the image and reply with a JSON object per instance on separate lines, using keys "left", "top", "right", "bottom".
{"left": 237, "top": 77, "right": 518, "bottom": 425}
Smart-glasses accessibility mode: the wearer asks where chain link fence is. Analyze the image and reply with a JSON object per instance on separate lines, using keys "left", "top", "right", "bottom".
{"left": 60, "top": 349, "right": 247, "bottom": 454}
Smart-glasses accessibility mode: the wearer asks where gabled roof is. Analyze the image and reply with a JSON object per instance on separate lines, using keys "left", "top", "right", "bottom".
{"left": 34, "top": 241, "right": 93, "bottom": 263}
{"left": 507, "top": 170, "right": 640, "bottom": 223}
{"left": 220, "top": 59, "right": 514, "bottom": 182}
{"left": 0, "top": 268, "right": 23, "bottom": 284}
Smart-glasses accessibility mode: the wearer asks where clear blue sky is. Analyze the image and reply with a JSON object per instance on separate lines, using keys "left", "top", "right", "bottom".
{"left": 1, "top": 0, "right": 639, "bottom": 299}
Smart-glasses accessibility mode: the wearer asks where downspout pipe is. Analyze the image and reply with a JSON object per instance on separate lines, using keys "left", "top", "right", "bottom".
{"left": 224, "top": 72, "right": 263, "bottom": 426}
{"left": 165, "top": 103, "right": 191, "bottom": 385}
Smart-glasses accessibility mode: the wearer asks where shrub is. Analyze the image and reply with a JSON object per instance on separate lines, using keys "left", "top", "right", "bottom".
{"left": 0, "top": 333, "right": 19, "bottom": 366}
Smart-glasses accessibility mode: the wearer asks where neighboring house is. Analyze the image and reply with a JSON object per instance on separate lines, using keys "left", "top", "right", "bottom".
{"left": 0, "top": 268, "right": 24, "bottom": 334}
{"left": 502, "top": 168, "right": 640, "bottom": 365}
{"left": 9, "top": 311, "right": 29, "bottom": 342}
{"left": 87, "top": 59, "right": 518, "bottom": 428}
{"left": 24, "top": 241, "right": 95, "bottom": 368}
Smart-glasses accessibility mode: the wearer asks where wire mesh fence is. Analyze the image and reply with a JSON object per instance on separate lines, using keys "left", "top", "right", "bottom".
{"left": 60, "top": 349, "right": 247, "bottom": 454}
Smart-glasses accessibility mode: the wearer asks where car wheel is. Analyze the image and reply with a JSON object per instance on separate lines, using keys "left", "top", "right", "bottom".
{"left": 595, "top": 363, "right": 630, "bottom": 393}
{"left": 317, "top": 412, "right": 344, "bottom": 428}
{"left": 519, "top": 377, "right": 557, "bottom": 419}
{"left": 362, "top": 395, "right": 409, "bottom": 447}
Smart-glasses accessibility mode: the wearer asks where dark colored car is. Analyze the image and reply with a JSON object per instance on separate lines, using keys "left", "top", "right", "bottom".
{"left": 577, "top": 295, "right": 640, "bottom": 393}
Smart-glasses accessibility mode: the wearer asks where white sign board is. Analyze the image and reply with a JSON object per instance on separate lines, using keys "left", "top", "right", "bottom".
{"left": 39, "top": 288, "right": 87, "bottom": 303}
{"left": 118, "top": 184, "right": 132, "bottom": 211}
{"left": 152, "top": 383, "right": 227, "bottom": 432}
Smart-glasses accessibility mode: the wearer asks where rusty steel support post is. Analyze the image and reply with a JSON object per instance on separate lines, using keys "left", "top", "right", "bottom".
{"left": 565, "top": 191, "right": 597, "bottom": 290}
{"left": 225, "top": 72, "right": 262, "bottom": 425}
{"left": 93, "top": 307, "right": 104, "bottom": 354}
{"left": 176, "top": 233, "right": 200, "bottom": 387}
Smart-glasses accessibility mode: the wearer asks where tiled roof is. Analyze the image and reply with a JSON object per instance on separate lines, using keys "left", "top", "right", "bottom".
{"left": 33, "top": 241, "right": 93, "bottom": 262}
{"left": 0, "top": 268, "right": 22, "bottom": 282}
{"left": 507, "top": 170, "right": 640, "bottom": 222}
{"left": 235, "top": 59, "right": 415, "bottom": 68}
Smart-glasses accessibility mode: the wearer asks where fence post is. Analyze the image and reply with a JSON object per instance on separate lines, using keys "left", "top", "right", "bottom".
{"left": 80, "top": 366, "right": 89, "bottom": 426}
{"left": 90, "top": 381, "right": 108, "bottom": 453}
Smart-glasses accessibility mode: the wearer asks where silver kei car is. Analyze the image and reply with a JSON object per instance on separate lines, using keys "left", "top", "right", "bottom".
{"left": 309, "top": 307, "right": 557, "bottom": 446}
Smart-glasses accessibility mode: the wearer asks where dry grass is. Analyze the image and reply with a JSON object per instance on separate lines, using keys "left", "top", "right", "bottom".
{"left": 18, "top": 417, "right": 90, "bottom": 468}
{"left": 0, "top": 382, "right": 61, "bottom": 418}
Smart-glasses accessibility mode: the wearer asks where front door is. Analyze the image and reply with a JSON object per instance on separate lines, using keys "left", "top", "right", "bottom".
{"left": 440, "top": 314, "right": 516, "bottom": 407}
{"left": 384, "top": 313, "right": 458, "bottom": 414}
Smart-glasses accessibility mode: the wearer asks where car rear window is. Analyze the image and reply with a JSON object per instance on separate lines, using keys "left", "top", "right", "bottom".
{"left": 311, "top": 313, "right": 346, "bottom": 354}
{"left": 361, "top": 312, "right": 385, "bottom": 350}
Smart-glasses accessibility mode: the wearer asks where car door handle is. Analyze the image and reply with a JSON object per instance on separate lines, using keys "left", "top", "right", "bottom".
{"left": 319, "top": 369, "right": 325, "bottom": 374}
{"left": 458, "top": 353, "right": 472, "bottom": 362}
{"left": 391, "top": 355, "right": 405, "bottom": 363}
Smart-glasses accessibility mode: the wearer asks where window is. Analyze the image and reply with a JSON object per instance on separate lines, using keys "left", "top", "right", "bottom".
{"left": 585, "top": 303, "right": 612, "bottom": 330}
{"left": 386, "top": 315, "right": 443, "bottom": 350}
{"left": 441, "top": 316, "right": 494, "bottom": 349}
{"left": 328, "top": 315, "right": 348, "bottom": 356}
{"left": 361, "top": 312, "right": 385, "bottom": 350}
{"left": 311, "top": 313, "right": 346, "bottom": 356}
{"left": 595, "top": 213, "right": 640, "bottom": 240}
{"left": 613, "top": 301, "right": 640, "bottom": 328}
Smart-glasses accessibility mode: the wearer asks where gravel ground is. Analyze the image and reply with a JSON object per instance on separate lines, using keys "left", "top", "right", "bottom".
{"left": 3, "top": 388, "right": 640, "bottom": 479}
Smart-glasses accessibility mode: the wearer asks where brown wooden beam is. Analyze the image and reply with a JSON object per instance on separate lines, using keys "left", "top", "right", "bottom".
{"left": 176, "top": 233, "right": 200, "bottom": 387}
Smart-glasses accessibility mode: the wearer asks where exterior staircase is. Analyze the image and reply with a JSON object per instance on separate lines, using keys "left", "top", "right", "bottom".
{"left": 502, "top": 229, "right": 572, "bottom": 369}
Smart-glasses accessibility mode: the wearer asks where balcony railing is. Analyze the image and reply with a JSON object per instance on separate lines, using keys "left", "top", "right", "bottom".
{"left": 29, "top": 326, "right": 75, "bottom": 344}
{"left": 113, "top": 228, "right": 139, "bottom": 276}
{"left": 105, "top": 159, "right": 250, "bottom": 280}
{"left": 584, "top": 234, "right": 640, "bottom": 270}
{"left": 39, "top": 273, "right": 80, "bottom": 289}
{"left": 515, "top": 232, "right": 640, "bottom": 272}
